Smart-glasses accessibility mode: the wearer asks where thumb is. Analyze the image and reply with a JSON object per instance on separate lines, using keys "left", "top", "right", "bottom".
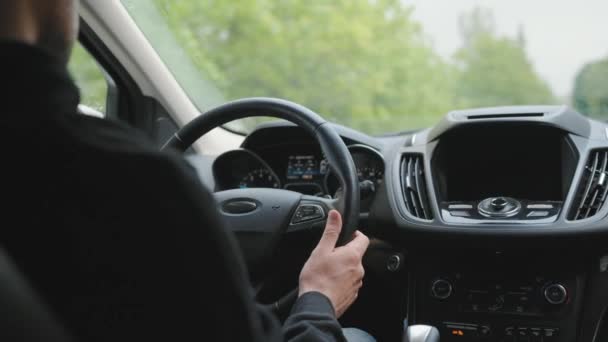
{"left": 316, "top": 210, "right": 342, "bottom": 253}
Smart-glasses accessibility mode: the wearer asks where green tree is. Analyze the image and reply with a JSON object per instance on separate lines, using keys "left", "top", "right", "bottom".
{"left": 68, "top": 44, "right": 107, "bottom": 113}
{"left": 573, "top": 57, "right": 608, "bottom": 118}
{"left": 150, "top": 0, "right": 456, "bottom": 133}
{"left": 453, "top": 8, "right": 554, "bottom": 108}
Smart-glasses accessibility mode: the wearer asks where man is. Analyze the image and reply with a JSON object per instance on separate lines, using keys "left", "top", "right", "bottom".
{"left": 0, "top": 0, "right": 373, "bottom": 341}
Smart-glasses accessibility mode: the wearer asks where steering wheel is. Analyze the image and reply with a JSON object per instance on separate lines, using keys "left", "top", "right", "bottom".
{"left": 162, "top": 97, "right": 360, "bottom": 313}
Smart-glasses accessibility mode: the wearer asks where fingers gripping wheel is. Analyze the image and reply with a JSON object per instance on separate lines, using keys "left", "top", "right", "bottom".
{"left": 162, "top": 97, "right": 360, "bottom": 246}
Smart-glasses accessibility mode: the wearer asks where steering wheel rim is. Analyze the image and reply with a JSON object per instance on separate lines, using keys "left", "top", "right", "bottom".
{"left": 162, "top": 97, "right": 360, "bottom": 246}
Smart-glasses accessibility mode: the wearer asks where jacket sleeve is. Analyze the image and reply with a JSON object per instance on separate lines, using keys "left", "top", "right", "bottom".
{"left": 282, "top": 292, "right": 346, "bottom": 342}
{"left": 182, "top": 158, "right": 345, "bottom": 342}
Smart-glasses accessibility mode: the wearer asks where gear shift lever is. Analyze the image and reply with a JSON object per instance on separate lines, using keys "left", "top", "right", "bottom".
{"left": 402, "top": 318, "right": 440, "bottom": 342}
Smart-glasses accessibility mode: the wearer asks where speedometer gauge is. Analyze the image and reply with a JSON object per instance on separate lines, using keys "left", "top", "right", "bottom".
{"left": 324, "top": 145, "right": 385, "bottom": 207}
{"left": 358, "top": 166, "right": 384, "bottom": 185}
{"left": 239, "top": 168, "right": 281, "bottom": 189}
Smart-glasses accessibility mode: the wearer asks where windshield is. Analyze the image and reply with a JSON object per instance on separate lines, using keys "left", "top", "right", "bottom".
{"left": 121, "top": 0, "right": 608, "bottom": 135}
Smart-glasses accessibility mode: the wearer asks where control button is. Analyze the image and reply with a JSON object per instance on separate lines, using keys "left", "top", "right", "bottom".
{"left": 512, "top": 304, "right": 528, "bottom": 314}
{"left": 517, "top": 328, "right": 529, "bottom": 341}
{"left": 543, "top": 328, "right": 559, "bottom": 338}
{"left": 431, "top": 279, "right": 453, "bottom": 300}
{"left": 505, "top": 327, "right": 515, "bottom": 337}
{"left": 386, "top": 254, "right": 401, "bottom": 272}
{"left": 463, "top": 303, "right": 482, "bottom": 312}
{"left": 449, "top": 210, "right": 471, "bottom": 217}
{"left": 291, "top": 204, "right": 325, "bottom": 224}
{"left": 491, "top": 197, "right": 508, "bottom": 211}
{"left": 544, "top": 283, "right": 568, "bottom": 305}
{"left": 527, "top": 210, "right": 550, "bottom": 218}
{"left": 479, "top": 325, "right": 491, "bottom": 337}
{"left": 478, "top": 197, "right": 522, "bottom": 218}
{"left": 530, "top": 328, "right": 542, "bottom": 341}
{"left": 448, "top": 204, "right": 473, "bottom": 209}
{"left": 443, "top": 322, "right": 478, "bottom": 339}
{"left": 527, "top": 203, "right": 554, "bottom": 209}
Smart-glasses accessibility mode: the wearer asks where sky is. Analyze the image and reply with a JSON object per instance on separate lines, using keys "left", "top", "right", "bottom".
{"left": 405, "top": 0, "right": 608, "bottom": 98}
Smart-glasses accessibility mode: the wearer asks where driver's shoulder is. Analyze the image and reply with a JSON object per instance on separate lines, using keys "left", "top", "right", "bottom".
{"left": 60, "top": 111, "right": 162, "bottom": 156}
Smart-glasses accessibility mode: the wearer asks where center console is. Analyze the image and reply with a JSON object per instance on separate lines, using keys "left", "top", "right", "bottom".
{"left": 431, "top": 124, "right": 578, "bottom": 225}
{"left": 410, "top": 252, "right": 586, "bottom": 342}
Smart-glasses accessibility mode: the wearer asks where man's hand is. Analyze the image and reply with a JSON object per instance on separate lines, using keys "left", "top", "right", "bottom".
{"left": 298, "top": 210, "right": 370, "bottom": 318}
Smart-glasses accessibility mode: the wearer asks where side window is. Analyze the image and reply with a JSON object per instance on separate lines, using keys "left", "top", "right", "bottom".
{"left": 68, "top": 43, "right": 109, "bottom": 117}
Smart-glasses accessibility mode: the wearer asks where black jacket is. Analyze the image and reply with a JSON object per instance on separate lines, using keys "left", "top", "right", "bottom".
{"left": 0, "top": 41, "right": 345, "bottom": 342}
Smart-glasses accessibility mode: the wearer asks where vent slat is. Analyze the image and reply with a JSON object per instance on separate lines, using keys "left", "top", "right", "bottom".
{"left": 597, "top": 152, "right": 608, "bottom": 208}
{"left": 400, "top": 157, "right": 413, "bottom": 214}
{"left": 575, "top": 152, "right": 599, "bottom": 219}
{"left": 586, "top": 152, "right": 608, "bottom": 218}
{"left": 414, "top": 157, "right": 429, "bottom": 219}
{"left": 407, "top": 157, "right": 422, "bottom": 217}
{"left": 570, "top": 150, "right": 608, "bottom": 220}
{"left": 400, "top": 154, "right": 433, "bottom": 220}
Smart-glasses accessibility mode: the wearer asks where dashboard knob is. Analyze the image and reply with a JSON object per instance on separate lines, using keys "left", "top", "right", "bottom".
{"left": 431, "top": 279, "right": 453, "bottom": 300}
{"left": 490, "top": 197, "right": 508, "bottom": 211}
{"left": 544, "top": 283, "right": 568, "bottom": 305}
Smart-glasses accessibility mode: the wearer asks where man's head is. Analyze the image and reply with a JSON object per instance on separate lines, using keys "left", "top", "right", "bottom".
{"left": 0, "top": 0, "right": 79, "bottom": 64}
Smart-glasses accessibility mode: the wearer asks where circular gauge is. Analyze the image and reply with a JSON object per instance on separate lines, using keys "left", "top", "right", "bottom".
{"left": 324, "top": 145, "right": 385, "bottom": 198}
{"left": 326, "top": 166, "right": 384, "bottom": 197}
{"left": 358, "top": 166, "right": 384, "bottom": 185}
{"left": 239, "top": 168, "right": 281, "bottom": 189}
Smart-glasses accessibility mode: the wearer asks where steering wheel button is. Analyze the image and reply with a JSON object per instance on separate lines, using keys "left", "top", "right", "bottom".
{"left": 291, "top": 204, "right": 325, "bottom": 224}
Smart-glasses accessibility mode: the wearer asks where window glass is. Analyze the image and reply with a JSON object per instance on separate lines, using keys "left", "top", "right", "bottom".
{"left": 120, "top": 0, "right": 608, "bottom": 134}
{"left": 68, "top": 43, "right": 109, "bottom": 117}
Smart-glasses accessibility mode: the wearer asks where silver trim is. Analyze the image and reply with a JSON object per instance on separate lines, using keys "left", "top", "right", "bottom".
{"left": 386, "top": 254, "right": 401, "bottom": 272}
{"left": 527, "top": 204, "right": 553, "bottom": 209}
{"left": 448, "top": 204, "right": 473, "bottom": 209}
{"left": 526, "top": 210, "right": 550, "bottom": 218}
{"left": 347, "top": 144, "right": 385, "bottom": 162}
{"left": 544, "top": 283, "right": 568, "bottom": 305}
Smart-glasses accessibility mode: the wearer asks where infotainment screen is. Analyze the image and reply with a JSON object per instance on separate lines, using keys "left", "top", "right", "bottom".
{"left": 433, "top": 124, "right": 575, "bottom": 202}
{"left": 286, "top": 155, "right": 329, "bottom": 180}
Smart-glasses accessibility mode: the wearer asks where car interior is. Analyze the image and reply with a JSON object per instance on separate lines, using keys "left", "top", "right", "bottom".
{"left": 6, "top": 1, "right": 608, "bottom": 342}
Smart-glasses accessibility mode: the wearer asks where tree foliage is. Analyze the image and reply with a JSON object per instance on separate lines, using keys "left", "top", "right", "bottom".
{"left": 68, "top": 43, "right": 107, "bottom": 113}
{"left": 573, "top": 57, "right": 608, "bottom": 119}
{"left": 453, "top": 8, "right": 554, "bottom": 108}
{"left": 152, "top": 0, "right": 456, "bottom": 132}
{"left": 70, "top": 2, "right": 577, "bottom": 134}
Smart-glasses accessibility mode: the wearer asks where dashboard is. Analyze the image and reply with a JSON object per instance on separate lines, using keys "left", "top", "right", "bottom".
{"left": 212, "top": 125, "right": 385, "bottom": 212}
{"left": 203, "top": 106, "right": 608, "bottom": 342}
{"left": 206, "top": 106, "right": 608, "bottom": 237}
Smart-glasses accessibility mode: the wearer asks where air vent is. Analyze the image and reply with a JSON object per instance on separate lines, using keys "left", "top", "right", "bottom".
{"left": 569, "top": 150, "right": 608, "bottom": 220}
{"left": 400, "top": 154, "right": 433, "bottom": 220}
{"left": 467, "top": 113, "right": 544, "bottom": 120}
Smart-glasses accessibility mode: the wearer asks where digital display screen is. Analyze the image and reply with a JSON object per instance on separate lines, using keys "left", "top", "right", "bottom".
{"left": 287, "top": 155, "right": 328, "bottom": 180}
